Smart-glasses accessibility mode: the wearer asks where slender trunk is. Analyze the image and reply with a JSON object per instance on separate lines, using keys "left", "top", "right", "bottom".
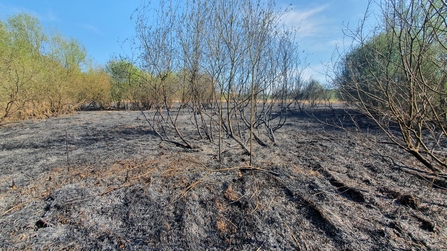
{"left": 250, "top": 69, "right": 256, "bottom": 165}
{"left": 219, "top": 90, "right": 223, "bottom": 162}
{"left": 227, "top": 84, "right": 232, "bottom": 135}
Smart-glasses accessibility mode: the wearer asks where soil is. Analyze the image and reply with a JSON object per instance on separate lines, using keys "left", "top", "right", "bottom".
{"left": 0, "top": 108, "right": 446, "bottom": 250}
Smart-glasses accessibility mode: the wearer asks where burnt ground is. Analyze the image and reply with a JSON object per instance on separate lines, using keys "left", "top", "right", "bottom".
{"left": 0, "top": 108, "right": 446, "bottom": 250}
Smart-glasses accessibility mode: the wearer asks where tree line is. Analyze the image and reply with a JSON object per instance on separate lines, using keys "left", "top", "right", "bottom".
{"left": 0, "top": 13, "right": 110, "bottom": 122}
{"left": 0, "top": 12, "right": 332, "bottom": 125}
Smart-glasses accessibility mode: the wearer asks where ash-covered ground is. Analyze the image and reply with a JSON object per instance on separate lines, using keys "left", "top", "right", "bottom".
{"left": 0, "top": 109, "right": 446, "bottom": 250}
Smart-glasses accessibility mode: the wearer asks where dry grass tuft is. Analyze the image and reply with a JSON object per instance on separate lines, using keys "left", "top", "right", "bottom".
{"left": 224, "top": 185, "right": 239, "bottom": 202}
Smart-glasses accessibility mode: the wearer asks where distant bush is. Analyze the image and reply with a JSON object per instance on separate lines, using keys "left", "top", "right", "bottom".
{"left": 293, "top": 79, "right": 335, "bottom": 109}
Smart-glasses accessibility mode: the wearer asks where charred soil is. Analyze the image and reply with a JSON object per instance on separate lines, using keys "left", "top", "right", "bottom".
{"left": 1, "top": 109, "right": 446, "bottom": 250}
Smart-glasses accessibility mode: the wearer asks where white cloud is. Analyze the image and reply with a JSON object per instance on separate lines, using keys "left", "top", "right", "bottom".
{"left": 281, "top": 4, "right": 330, "bottom": 38}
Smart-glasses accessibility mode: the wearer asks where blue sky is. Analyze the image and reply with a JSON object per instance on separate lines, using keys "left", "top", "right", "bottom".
{"left": 0, "top": 0, "right": 374, "bottom": 84}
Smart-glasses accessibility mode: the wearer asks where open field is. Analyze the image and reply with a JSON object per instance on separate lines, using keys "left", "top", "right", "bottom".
{"left": 1, "top": 109, "right": 446, "bottom": 250}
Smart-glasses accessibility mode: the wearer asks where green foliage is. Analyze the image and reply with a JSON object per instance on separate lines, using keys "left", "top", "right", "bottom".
{"left": 294, "top": 79, "right": 333, "bottom": 103}
{"left": 302, "top": 79, "right": 325, "bottom": 101}
{"left": 338, "top": 28, "right": 446, "bottom": 116}
{"left": 136, "top": 70, "right": 176, "bottom": 109}
{"left": 48, "top": 33, "right": 87, "bottom": 70}
{"left": 335, "top": 0, "right": 447, "bottom": 172}
{"left": 105, "top": 60, "right": 183, "bottom": 109}
{"left": 0, "top": 13, "right": 110, "bottom": 122}
{"left": 79, "top": 68, "right": 111, "bottom": 107}
{"left": 106, "top": 60, "right": 142, "bottom": 103}
{"left": 337, "top": 33, "right": 395, "bottom": 107}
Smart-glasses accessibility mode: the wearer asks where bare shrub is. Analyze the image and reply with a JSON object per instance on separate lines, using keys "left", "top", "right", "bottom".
{"left": 131, "top": 0, "right": 301, "bottom": 163}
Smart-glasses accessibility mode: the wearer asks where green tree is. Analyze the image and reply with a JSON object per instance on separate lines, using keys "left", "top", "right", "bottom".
{"left": 0, "top": 13, "right": 46, "bottom": 120}
{"left": 0, "top": 13, "right": 110, "bottom": 122}
{"left": 106, "top": 59, "right": 142, "bottom": 107}
{"left": 336, "top": 0, "right": 447, "bottom": 173}
{"left": 78, "top": 67, "right": 111, "bottom": 108}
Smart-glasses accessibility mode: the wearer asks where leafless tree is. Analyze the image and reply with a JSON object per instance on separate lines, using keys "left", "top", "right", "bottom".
{"left": 132, "top": 0, "right": 300, "bottom": 163}
{"left": 133, "top": 0, "right": 195, "bottom": 149}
